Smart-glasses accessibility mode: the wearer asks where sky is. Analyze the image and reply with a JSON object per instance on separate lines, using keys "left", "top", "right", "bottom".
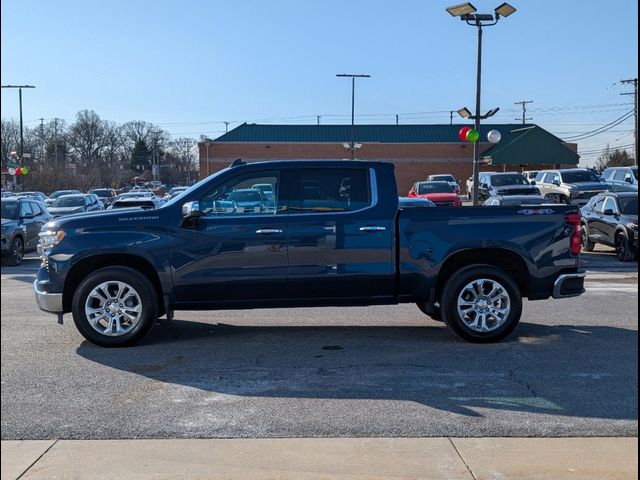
{"left": 1, "top": 0, "right": 638, "bottom": 166}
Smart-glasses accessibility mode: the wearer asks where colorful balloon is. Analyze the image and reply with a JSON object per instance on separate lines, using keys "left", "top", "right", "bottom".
{"left": 466, "top": 129, "right": 480, "bottom": 142}
{"left": 487, "top": 130, "right": 501, "bottom": 143}
{"left": 20, "top": 167, "right": 28, "bottom": 175}
{"left": 15, "top": 168, "right": 22, "bottom": 176}
{"left": 458, "top": 127, "right": 472, "bottom": 142}
{"left": 8, "top": 168, "right": 16, "bottom": 175}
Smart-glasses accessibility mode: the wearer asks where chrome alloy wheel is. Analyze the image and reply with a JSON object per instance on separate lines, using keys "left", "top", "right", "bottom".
{"left": 456, "top": 278, "right": 511, "bottom": 333}
{"left": 84, "top": 281, "right": 143, "bottom": 336}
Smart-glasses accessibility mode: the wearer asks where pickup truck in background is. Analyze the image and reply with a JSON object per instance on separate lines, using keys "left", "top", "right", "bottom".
{"left": 33, "top": 160, "right": 585, "bottom": 347}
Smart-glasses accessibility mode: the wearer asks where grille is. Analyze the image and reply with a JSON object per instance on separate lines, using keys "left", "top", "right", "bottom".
{"left": 502, "top": 188, "right": 539, "bottom": 196}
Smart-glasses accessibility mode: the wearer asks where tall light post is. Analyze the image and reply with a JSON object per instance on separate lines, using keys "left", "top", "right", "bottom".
{"left": 446, "top": 2, "right": 516, "bottom": 205}
{"left": 336, "top": 73, "right": 370, "bottom": 159}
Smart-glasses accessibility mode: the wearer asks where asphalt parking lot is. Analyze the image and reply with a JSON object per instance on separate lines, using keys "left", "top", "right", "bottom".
{"left": 1, "top": 247, "right": 637, "bottom": 440}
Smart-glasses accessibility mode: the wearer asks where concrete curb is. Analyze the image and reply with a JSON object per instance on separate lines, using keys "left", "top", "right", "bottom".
{"left": 2, "top": 437, "right": 637, "bottom": 480}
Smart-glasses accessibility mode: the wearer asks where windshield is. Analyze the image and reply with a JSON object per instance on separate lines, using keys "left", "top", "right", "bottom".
{"left": 90, "top": 189, "right": 110, "bottom": 197}
{"left": 619, "top": 197, "right": 638, "bottom": 215}
{"left": 52, "top": 197, "right": 84, "bottom": 207}
{"left": 430, "top": 175, "right": 455, "bottom": 182}
{"left": 1, "top": 201, "right": 18, "bottom": 219}
{"left": 417, "top": 183, "right": 454, "bottom": 194}
{"left": 560, "top": 170, "right": 600, "bottom": 183}
{"left": 50, "top": 190, "right": 80, "bottom": 199}
{"left": 228, "top": 190, "right": 261, "bottom": 202}
{"left": 491, "top": 174, "right": 529, "bottom": 187}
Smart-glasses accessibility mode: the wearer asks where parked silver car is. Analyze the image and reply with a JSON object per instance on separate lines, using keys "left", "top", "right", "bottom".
{"left": 535, "top": 168, "right": 611, "bottom": 205}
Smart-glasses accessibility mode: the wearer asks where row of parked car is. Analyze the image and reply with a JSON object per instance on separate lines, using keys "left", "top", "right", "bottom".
{"left": 1, "top": 186, "right": 190, "bottom": 265}
{"left": 406, "top": 166, "right": 637, "bottom": 208}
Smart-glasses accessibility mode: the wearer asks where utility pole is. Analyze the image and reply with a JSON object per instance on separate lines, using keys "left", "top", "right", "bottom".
{"left": 395, "top": 114, "right": 399, "bottom": 125}
{"left": 38, "top": 118, "right": 45, "bottom": 162}
{"left": 449, "top": 110, "right": 454, "bottom": 125}
{"left": 223, "top": 121, "right": 230, "bottom": 133}
{"left": 621, "top": 78, "right": 638, "bottom": 166}
{"left": 317, "top": 115, "right": 321, "bottom": 126}
{"left": 514, "top": 100, "right": 533, "bottom": 124}
{"left": 53, "top": 117, "right": 62, "bottom": 162}
{"left": 150, "top": 130, "right": 162, "bottom": 181}
{"left": 336, "top": 73, "right": 371, "bottom": 159}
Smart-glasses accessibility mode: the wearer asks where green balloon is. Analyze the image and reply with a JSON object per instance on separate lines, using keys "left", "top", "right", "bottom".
{"left": 466, "top": 129, "right": 480, "bottom": 142}
{"left": 20, "top": 167, "right": 28, "bottom": 175}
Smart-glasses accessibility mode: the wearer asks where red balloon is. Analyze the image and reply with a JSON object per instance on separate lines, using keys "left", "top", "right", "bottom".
{"left": 458, "top": 127, "right": 472, "bottom": 142}
{"left": 15, "top": 168, "right": 22, "bottom": 176}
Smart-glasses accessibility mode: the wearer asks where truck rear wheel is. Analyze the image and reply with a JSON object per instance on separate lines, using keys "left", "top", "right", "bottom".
{"left": 440, "top": 265, "right": 522, "bottom": 343}
{"left": 72, "top": 266, "right": 158, "bottom": 347}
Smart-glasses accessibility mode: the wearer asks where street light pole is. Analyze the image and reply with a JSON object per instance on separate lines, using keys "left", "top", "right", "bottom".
{"left": 336, "top": 73, "right": 370, "bottom": 159}
{"left": 1, "top": 84, "right": 36, "bottom": 162}
{"left": 446, "top": 2, "right": 516, "bottom": 205}
{"left": 472, "top": 23, "right": 483, "bottom": 206}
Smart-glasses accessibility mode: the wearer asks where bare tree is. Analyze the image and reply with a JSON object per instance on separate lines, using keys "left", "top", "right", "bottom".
{"left": 1, "top": 119, "right": 20, "bottom": 168}
{"left": 168, "top": 137, "right": 198, "bottom": 185}
{"left": 595, "top": 145, "right": 635, "bottom": 171}
{"left": 68, "top": 110, "right": 108, "bottom": 171}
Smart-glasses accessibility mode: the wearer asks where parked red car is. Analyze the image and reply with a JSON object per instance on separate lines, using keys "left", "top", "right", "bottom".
{"left": 408, "top": 181, "right": 462, "bottom": 207}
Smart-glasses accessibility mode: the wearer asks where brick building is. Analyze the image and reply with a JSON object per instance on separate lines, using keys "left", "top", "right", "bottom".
{"left": 198, "top": 124, "right": 579, "bottom": 194}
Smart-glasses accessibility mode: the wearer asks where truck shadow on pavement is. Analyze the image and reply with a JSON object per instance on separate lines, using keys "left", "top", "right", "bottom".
{"left": 76, "top": 320, "right": 638, "bottom": 421}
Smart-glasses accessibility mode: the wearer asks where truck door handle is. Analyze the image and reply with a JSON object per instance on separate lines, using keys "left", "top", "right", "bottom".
{"left": 359, "top": 226, "right": 386, "bottom": 232}
{"left": 256, "top": 229, "right": 283, "bottom": 234}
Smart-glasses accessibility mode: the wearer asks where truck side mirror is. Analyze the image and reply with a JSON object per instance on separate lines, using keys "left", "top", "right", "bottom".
{"left": 625, "top": 176, "right": 633, "bottom": 184}
{"left": 530, "top": 180, "right": 536, "bottom": 185}
{"left": 552, "top": 179, "right": 561, "bottom": 186}
{"left": 182, "top": 201, "right": 203, "bottom": 219}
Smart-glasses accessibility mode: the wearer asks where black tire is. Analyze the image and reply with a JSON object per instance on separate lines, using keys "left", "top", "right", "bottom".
{"left": 6, "top": 236, "right": 24, "bottom": 266}
{"left": 615, "top": 233, "right": 636, "bottom": 262}
{"left": 581, "top": 224, "right": 595, "bottom": 252}
{"left": 72, "top": 266, "right": 159, "bottom": 347}
{"left": 440, "top": 264, "right": 522, "bottom": 343}
{"left": 545, "top": 193, "right": 561, "bottom": 204}
{"left": 416, "top": 302, "right": 443, "bottom": 322}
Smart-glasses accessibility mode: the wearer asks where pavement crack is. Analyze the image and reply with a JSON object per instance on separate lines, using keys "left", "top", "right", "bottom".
{"left": 448, "top": 438, "right": 478, "bottom": 480}
{"left": 16, "top": 439, "right": 59, "bottom": 479}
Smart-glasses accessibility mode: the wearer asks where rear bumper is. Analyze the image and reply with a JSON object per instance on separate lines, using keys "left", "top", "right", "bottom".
{"left": 33, "top": 280, "right": 63, "bottom": 313}
{"left": 552, "top": 271, "right": 586, "bottom": 299}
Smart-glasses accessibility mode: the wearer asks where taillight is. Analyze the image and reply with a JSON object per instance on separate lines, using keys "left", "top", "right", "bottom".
{"left": 565, "top": 212, "right": 581, "bottom": 256}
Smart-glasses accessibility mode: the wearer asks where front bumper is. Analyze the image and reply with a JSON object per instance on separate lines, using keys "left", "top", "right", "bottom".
{"left": 33, "top": 280, "right": 63, "bottom": 313}
{"left": 552, "top": 271, "right": 586, "bottom": 299}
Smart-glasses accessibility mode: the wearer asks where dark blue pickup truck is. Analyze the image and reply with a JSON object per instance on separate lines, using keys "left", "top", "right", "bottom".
{"left": 33, "top": 160, "right": 585, "bottom": 347}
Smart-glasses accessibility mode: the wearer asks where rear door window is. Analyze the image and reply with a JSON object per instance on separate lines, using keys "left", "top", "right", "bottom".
{"left": 290, "top": 169, "right": 371, "bottom": 213}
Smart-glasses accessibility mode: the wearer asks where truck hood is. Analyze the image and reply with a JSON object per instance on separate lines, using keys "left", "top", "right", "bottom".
{"left": 48, "top": 206, "right": 86, "bottom": 216}
{"left": 568, "top": 181, "right": 610, "bottom": 191}
{"left": 417, "top": 193, "right": 459, "bottom": 201}
{"left": 1, "top": 218, "right": 18, "bottom": 229}
{"left": 44, "top": 207, "right": 161, "bottom": 231}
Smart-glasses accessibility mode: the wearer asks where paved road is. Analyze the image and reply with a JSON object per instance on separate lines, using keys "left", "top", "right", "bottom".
{"left": 1, "top": 249, "right": 637, "bottom": 440}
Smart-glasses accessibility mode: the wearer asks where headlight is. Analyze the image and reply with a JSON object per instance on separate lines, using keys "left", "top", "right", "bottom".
{"left": 39, "top": 229, "right": 65, "bottom": 250}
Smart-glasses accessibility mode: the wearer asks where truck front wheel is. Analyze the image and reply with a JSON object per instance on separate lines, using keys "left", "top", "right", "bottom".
{"left": 440, "top": 265, "right": 522, "bottom": 343}
{"left": 72, "top": 267, "right": 158, "bottom": 347}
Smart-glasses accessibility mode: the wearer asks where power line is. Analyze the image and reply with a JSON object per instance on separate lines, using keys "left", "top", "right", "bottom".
{"left": 562, "top": 111, "right": 634, "bottom": 141}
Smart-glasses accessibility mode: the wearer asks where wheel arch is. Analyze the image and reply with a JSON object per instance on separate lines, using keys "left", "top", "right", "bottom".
{"left": 63, "top": 254, "right": 164, "bottom": 315}
{"left": 436, "top": 248, "right": 531, "bottom": 299}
